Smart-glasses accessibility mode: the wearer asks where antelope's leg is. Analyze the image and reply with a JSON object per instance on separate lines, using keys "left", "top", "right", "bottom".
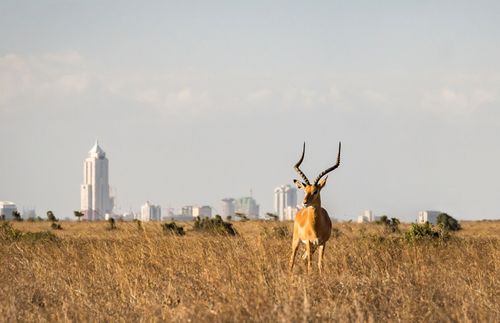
{"left": 289, "top": 238, "right": 300, "bottom": 271}
{"left": 318, "top": 244, "right": 325, "bottom": 274}
{"left": 306, "top": 240, "right": 312, "bottom": 273}
{"left": 302, "top": 245, "right": 317, "bottom": 261}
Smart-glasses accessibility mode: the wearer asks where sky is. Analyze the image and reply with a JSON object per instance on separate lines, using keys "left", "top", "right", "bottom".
{"left": 1, "top": 0, "right": 499, "bottom": 221}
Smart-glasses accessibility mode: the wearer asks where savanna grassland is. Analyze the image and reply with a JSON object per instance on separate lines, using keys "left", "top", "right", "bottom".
{"left": 1, "top": 220, "right": 499, "bottom": 322}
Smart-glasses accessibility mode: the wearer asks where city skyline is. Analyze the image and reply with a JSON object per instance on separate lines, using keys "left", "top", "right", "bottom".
{"left": 1, "top": 2, "right": 500, "bottom": 221}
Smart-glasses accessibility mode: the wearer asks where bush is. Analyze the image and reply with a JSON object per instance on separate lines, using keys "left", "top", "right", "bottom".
{"left": 404, "top": 222, "right": 439, "bottom": 242}
{"left": 261, "top": 224, "right": 290, "bottom": 239}
{"left": 437, "top": 213, "right": 461, "bottom": 231}
{"left": 46, "top": 211, "right": 58, "bottom": 222}
{"left": 108, "top": 218, "right": 117, "bottom": 230}
{"left": 377, "top": 216, "right": 400, "bottom": 233}
{"left": 162, "top": 222, "right": 185, "bottom": 236}
{"left": 51, "top": 222, "right": 63, "bottom": 230}
{"left": 12, "top": 211, "right": 23, "bottom": 221}
{"left": 1, "top": 222, "right": 58, "bottom": 242}
{"left": 193, "top": 215, "right": 237, "bottom": 236}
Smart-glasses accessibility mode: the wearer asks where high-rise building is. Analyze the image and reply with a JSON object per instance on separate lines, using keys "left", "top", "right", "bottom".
{"left": 181, "top": 206, "right": 193, "bottom": 217}
{"left": 193, "top": 205, "right": 212, "bottom": 218}
{"left": 274, "top": 184, "right": 298, "bottom": 221}
{"left": 80, "top": 141, "right": 114, "bottom": 220}
{"left": 418, "top": 210, "right": 441, "bottom": 225}
{"left": 140, "top": 201, "right": 161, "bottom": 221}
{"left": 220, "top": 198, "right": 235, "bottom": 219}
{"left": 357, "top": 210, "right": 380, "bottom": 223}
{"left": 235, "top": 196, "right": 260, "bottom": 219}
{"left": 0, "top": 201, "right": 17, "bottom": 220}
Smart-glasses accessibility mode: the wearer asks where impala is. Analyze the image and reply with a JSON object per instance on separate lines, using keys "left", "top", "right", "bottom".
{"left": 289, "top": 142, "right": 341, "bottom": 273}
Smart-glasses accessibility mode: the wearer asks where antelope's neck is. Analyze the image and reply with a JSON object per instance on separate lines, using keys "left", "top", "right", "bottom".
{"left": 307, "top": 200, "right": 322, "bottom": 217}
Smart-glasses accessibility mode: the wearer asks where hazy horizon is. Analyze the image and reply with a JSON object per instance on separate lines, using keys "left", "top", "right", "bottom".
{"left": 1, "top": 1, "right": 500, "bottom": 221}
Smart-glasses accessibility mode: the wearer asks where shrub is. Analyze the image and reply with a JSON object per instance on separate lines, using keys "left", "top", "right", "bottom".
{"left": 261, "top": 224, "right": 290, "bottom": 239}
{"left": 437, "top": 213, "right": 461, "bottom": 231}
{"left": 162, "top": 222, "right": 185, "bottom": 236}
{"left": 51, "top": 222, "right": 63, "bottom": 230}
{"left": 193, "top": 215, "right": 237, "bottom": 236}
{"left": 46, "top": 211, "right": 58, "bottom": 222}
{"left": 404, "top": 222, "right": 439, "bottom": 242}
{"left": 0, "top": 222, "right": 58, "bottom": 242}
{"left": 377, "top": 216, "right": 400, "bottom": 233}
{"left": 0, "top": 222, "right": 23, "bottom": 241}
{"left": 12, "top": 211, "right": 23, "bottom": 221}
{"left": 331, "top": 227, "right": 342, "bottom": 238}
{"left": 135, "top": 219, "right": 143, "bottom": 231}
{"left": 108, "top": 218, "right": 117, "bottom": 230}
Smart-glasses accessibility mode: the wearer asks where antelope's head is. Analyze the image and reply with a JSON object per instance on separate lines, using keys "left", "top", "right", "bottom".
{"left": 293, "top": 142, "right": 341, "bottom": 208}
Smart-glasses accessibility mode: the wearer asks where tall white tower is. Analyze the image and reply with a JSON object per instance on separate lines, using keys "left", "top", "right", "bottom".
{"left": 274, "top": 184, "right": 298, "bottom": 221}
{"left": 80, "top": 141, "right": 114, "bottom": 220}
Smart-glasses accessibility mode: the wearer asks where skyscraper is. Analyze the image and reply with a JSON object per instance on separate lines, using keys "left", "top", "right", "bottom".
{"left": 235, "top": 196, "right": 260, "bottom": 219}
{"left": 274, "top": 184, "right": 298, "bottom": 221}
{"left": 220, "top": 198, "right": 235, "bottom": 219}
{"left": 80, "top": 141, "right": 114, "bottom": 220}
{"left": 140, "top": 201, "right": 161, "bottom": 221}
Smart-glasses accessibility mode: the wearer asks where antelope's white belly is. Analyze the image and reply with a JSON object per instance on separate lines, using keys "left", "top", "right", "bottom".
{"left": 301, "top": 239, "right": 319, "bottom": 245}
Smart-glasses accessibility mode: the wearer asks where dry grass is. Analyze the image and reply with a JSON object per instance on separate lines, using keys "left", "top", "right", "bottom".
{"left": 1, "top": 220, "right": 499, "bottom": 322}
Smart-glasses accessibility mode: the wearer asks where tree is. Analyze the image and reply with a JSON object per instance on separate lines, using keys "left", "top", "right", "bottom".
{"left": 437, "top": 213, "right": 461, "bottom": 231}
{"left": 12, "top": 210, "right": 22, "bottom": 221}
{"left": 73, "top": 211, "right": 84, "bottom": 222}
{"left": 376, "top": 215, "right": 400, "bottom": 233}
{"left": 46, "top": 210, "right": 57, "bottom": 222}
{"left": 108, "top": 217, "right": 117, "bottom": 230}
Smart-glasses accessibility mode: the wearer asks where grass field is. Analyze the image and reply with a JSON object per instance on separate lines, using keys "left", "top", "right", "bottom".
{"left": 1, "top": 220, "right": 499, "bottom": 322}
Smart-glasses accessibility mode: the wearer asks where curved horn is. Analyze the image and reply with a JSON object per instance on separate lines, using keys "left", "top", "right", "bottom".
{"left": 294, "top": 142, "right": 310, "bottom": 185}
{"left": 314, "top": 142, "right": 341, "bottom": 185}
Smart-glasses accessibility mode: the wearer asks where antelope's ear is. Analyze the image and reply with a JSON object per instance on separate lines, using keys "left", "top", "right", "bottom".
{"left": 293, "top": 179, "right": 306, "bottom": 189}
{"left": 318, "top": 176, "right": 328, "bottom": 189}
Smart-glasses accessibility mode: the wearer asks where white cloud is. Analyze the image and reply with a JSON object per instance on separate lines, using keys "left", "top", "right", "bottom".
{"left": 177, "top": 88, "right": 192, "bottom": 101}
{"left": 421, "top": 86, "right": 498, "bottom": 116}
{"left": 248, "top": 89, "right": 272, "bottom": 101}
{"left": 0, "top": 51, "right": 90, "bottom": 108}
{"left": 362, "top": 89, "right": 386, "bottom": 104}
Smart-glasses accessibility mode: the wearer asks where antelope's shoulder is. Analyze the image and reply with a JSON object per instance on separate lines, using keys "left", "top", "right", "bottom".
{"left": 295, "top": 207, "right": 313, "bottom": 226}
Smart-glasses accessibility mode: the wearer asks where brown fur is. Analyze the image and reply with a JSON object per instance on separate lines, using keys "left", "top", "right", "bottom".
{"left": 289, "top": 179, "right": 332, "bottom": 273}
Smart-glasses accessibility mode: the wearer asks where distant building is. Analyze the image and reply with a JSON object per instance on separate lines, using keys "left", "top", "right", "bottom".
{"left": 22, "top": 207, "right": 37, "bottom": 219}
{"left": 193, "top": 205, "right": 212, "bottom": 218}
{"left": 181, "top": 206, "right": 193, "bottom": 217}
{"left": 418, "top": 210, "right": 441, "bottom": 225}
{"left": 220, "top": 198, "right": 235, "bottom": 219}
{"left": 0, "top": 201, "right": 17, "bottom": 220}
{"left": 140, "top": 201, "right": 161, "bottom": 222}
{"left": 274, "top": 184, "right": 298, "bottom": 221}
{"left": 283, "top": 206, "right": 298, "bottom": 221}
{"left": 80, "top": 141, "right": 114, "bottom": 220}
{"left": 357, "top": 210, "right": 381, "bottom": 223}
{"left": 235, "top": 196, "right": 260, "bottom": 219}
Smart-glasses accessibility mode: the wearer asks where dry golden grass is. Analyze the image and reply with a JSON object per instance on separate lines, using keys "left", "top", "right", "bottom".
{"left": 1, "top": 220, "right": 499, "bottom": 322}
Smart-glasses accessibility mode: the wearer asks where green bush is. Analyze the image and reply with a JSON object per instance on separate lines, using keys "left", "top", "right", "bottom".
{"left": 437, "top": 213, "right": 461, "bottom": 231}
{"left": 377, "top": 216, "right": 400, "bottom": 233}
{"left": 162, "top": 222, "right": 185, "bottom": 236}
{"left": 404, "top": 222, "right": 439, "bottom": 242}
{"left": 193, "top": 215, "right": 237, "bottom": 236}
